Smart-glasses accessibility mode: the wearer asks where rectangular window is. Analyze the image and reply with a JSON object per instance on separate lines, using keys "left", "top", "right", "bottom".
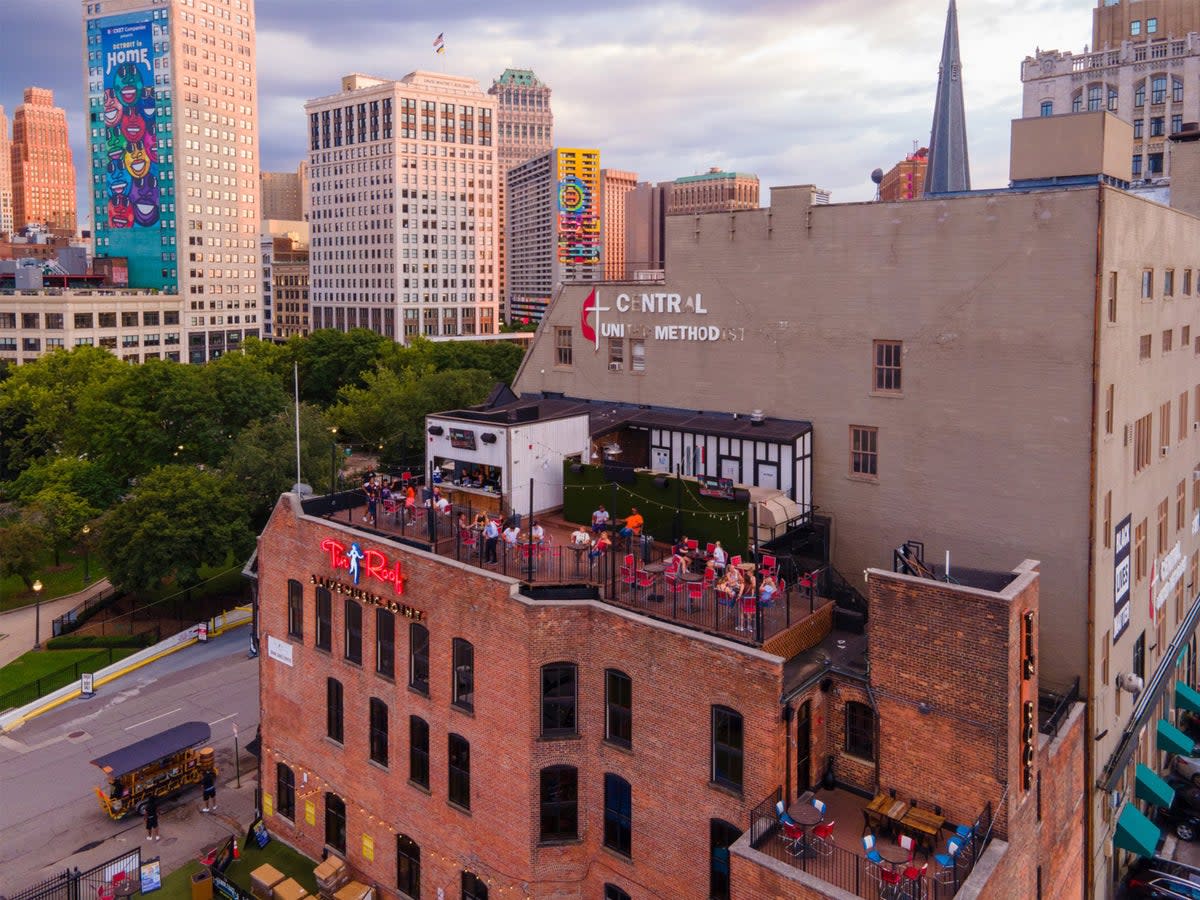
{"left": 1165, "top": 269, "right": 1175, "bottom": 296}
{"left": 1185, "top": 327, "right": 1193, "bottom": 350}
{"left": 324, "top": 794, "right": 346, "bottom": 854}
{"left": 1135, "top": 518, "right": 1148, "bottom": 583}
{"left": 409, "top": 623, "right": 429, "bottom": 694}
{"left": 1142, "top": 269, "right": 1154, "bottom": 299}
{"left": 1140, "top": 331, "right": 1152, "bottom": 355}
{"left": 1104, "top": 490, "right": 1112, "bottom": 548}
{"left": 1040, "top": 101, "right": 1053, "bottom": 117}
{"left": 1108, "top": 271, "right": 1118, "bottom": 323}
{"left": 542, "top": 663, "right": 578, "bottom": 737}
{"left": 850, "top": 425, "right": 878, "bottom": 479}
{"left": 315, "top": 587, "right": 332, "bottom": 651}
{"left": 1164, "top": 329, "right": 1174, "bottom": 352}
{"left": 1135, "top": 412, "right": 1153, "bottom": 473}
{"left": 538, "top": 766, "right": 578, "bottom": 842}
{"left": 605, "top": 669, "right": 632, "bottom": 748}
{"left": 1159, "top": 497, "right": 1170, "bottom": 553}
{"left": 1134, "top": 632, "right": 1146, "bottom": 680}
{"left": 344, "top": 599, "right": 362, "bottom": 664}
{"left": 1182, "top": 392, "right": 1190, "bottom": 442}
{"left": 452, "top": 638, "right": 474, "bottom": 711}
{"left": 369, "top": 697, "right": 389, "bottom": 767}
{"left": 1186, "top": 270, "right": 1194, "bottom": 296}
{"left": 1105, "top": 384, "right": 1114, "bottom": 435}
{"left": 1179, "top": 480, "right": 1187, "bottom": 532}
{"left": 448, "top": 733, "right": 471, "bottom": 809}
{"left": 711, "top": 706, "right": 744, "bottom": 791}
{"left": 603, "top": 773, "right": 633, "bottom": 857}
{"left": 845, "top": 701, "right": 876, "bottom": 761}
{"left": 1161, "top": 401, "right": 1172, "bottom": 451}
{"left": 608, "top": 337, "right": 623, "bottom": 371}
{"left": 631, "top": 338, "right": 645, "bottom": 372}
{"left": 326, "top": 677, "right": 344, "bottom": 743}
{"left": 276, "top": 764, "right": 295, "bottom": 820}
{"left": 555, "top": 327, "right": 572, "bottom": 366}
{"left": 376, "top": 608, "right": 395, "bottom": 679}
{"left": 287, "top": 579, "right": 303, "bottom": 639}
{"left": 873, "top": 340, "right": 902, "bottom": 392}
{"left": 409, "top": 716, "right": 430, "bottom": 789}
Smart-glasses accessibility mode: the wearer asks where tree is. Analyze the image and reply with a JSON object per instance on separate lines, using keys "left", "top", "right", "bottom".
{"left": 289, "top": 328, "right": 391, "bottom": 406}
{"left": 199, "top": 352, "right": 289, "bottom": 435}
{"left": 23, "top": 487, "right": 98, "bottom": 566}
{"left": 3, "top": 456, "right": 122, "bottom": 509}
{"left": 221, "top": 404, "right": 334, "bottom": 525}
{"left": 97, "top": 466, "right": 254, "bottom": 595}
{"left": 0, "top": 519, "right": 46, "bottom": 590}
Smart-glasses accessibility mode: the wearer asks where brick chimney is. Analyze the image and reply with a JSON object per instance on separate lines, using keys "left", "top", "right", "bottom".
{"left": 1169, "top": 123, "right": 1200, "bottom": 218}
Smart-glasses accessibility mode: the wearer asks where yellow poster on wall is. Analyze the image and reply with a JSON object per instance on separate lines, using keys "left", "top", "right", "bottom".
{"left": 361, "top": 834, "right": 374, "bottom": 862}
{"left": 263, "top": 793, "right": 274, "bottom": 817}
{"left": 305, "top": 800, "right": 315, "bottom": 826}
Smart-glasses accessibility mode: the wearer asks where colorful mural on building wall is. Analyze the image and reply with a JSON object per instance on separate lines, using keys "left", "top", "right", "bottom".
{"left": 556, "top": 150, "right": 600, "bottom": 265}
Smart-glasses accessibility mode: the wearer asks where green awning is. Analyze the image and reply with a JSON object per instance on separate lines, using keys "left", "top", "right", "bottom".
{"left": 1135, "top": 763, "right": 1176, "bottom": 808}
{"left": 1114, "top": 803, "right": 1161, "bottom": 858}
{"left": 1177, "top": 681, "right": 1200, "bottom": 716}
{"left": 1158, "top": 718, "right": 1196, "bottom": 756}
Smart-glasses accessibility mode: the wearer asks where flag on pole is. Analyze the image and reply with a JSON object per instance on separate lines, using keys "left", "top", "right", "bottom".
{"left": 433, "top": 33, "right": 444, "bottom": 48}
{"left": 436, "top": 44, "right": 445, "bottom": 54}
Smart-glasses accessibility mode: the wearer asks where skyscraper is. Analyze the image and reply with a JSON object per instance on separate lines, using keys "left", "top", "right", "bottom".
{"left": 490, "top": 69, "right": 553, "bottom": 323}
{"left": 11, "top": 88, "right": 77, "bottom": 234}
{"left": 600, "top": 169, "right": 637, "bottom": 281}
{"left": 666, "top": 168, "right": 759, "bottom": 214}
{"left": 0, "top": 106, "right": 12, "bottom": 236}
{"left": 83, "top": 0, "right": 262, "bottom": 362}
{"left": 306, "top": 72, "right": 500, "bottom": 340}
{"left": 261, "top": 164, "right": 306, "bottom": 220}
{"left": 925, "top": 0, "right": 971, "bottom": 195}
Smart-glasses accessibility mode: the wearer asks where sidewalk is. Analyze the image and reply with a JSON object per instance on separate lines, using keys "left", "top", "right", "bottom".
{"left": 0, "top": 578, "right": 113, "bottom": 669}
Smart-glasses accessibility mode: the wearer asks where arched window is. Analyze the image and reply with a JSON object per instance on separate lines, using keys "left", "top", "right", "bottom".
{"left": 409, "top": 715, "right": 429, "bottom": 788}
{"left": 409, "top": 623, "right": 429, "bottom": 694}
{"left": 448, "top": 733, "right": 470, "bottom": 809}
{"left": 461, "top": 872, "right": 488, "bottom": 900}
{"left": 538, "top": 765, "right": 578, "bottom": 841}
{"left": 845, "top": 701, "right": 876, "bottom": 761}
{"left": 275, "top": 763, "right": 295, "bottom": 820}
{"left": 605, "top": 669, "right": 632, "bottom": 748}
{"left": 452, "top": 638, "right": 474, "bottom": 710}
{"left": 711, "top": 705, "right": 744, "bottom": 790}
{"left": 369, "top": 697, "right": 388, "bottom": 767}
{"left": 396, "top": 834, "right": 420, "bottom": 898}
{"left": 1135, "top": 80, "right": 1146, "bottom": 108}
{"left": 324, "top": 793, "right": 346, "bottom": 853}
{"left": 287, "top": 579, "right": 303, "bottom": 638}
{"left": 710, "top": 818, "right": 743, "bottom": 900}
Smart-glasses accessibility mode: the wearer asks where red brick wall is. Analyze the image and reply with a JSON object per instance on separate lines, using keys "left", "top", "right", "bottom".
{"left": 258, "top": 497, "right": 790, "bottom": 898}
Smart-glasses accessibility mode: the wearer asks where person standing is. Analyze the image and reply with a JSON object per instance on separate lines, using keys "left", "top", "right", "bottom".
{"left": 591, "top": 505, "right": 610, "bottom": 533}
{"left": 483, "top": 517, "right": 500, "bottom": 564}
{"left": 201, "top": 768, "right": 217, "bottom": 812}
{"left": 144, "top": 795, "right": 160, "bottom": 841}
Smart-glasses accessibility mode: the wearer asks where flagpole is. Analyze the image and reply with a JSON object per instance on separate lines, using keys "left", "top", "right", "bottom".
{"left": 294, "top": 361, "right": 302, "bottom": 490}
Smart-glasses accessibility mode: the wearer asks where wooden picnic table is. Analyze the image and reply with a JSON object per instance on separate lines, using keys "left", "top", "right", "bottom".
{"left": 900, "top": 806, "right": 946, "bottom": 855}
{"left": 864, "top": 792, "right": 911, "bottom": 833}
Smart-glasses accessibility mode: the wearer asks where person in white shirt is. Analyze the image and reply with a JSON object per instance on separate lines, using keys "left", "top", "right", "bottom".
{"left": 571, "top": 526, "right": 592, "bottom": 546}
{"left": 592, "top": 505, "right": 610, "bottom": 532}
{"left": 503, "top": 525, "right": 520, "bottom": 546}
{"left": 711, "top": 541, "right": 728, "bottom": 572}
{"left": 531, "top": 523, "right": 545, "bottom": 544}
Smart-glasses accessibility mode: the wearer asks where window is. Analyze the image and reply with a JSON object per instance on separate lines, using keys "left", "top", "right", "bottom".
{"left": 1134, "top": 632, "right": 1146, "bottom": 681}
{"left": 369, "top": 697, "right": 389, "bottom": 767}
{"left": 1179, "top": 480, "right": 1187, "bottom": 532}
{"left": 1158, "top": 497, "right": 1169, "bottom": 554}
{"left": 1131, "top": 19, "right": 1142, "bottom": 36}
{"left": 1185, "top": 327, "right": 1193, "bottom": 350}
{"left": 845, "top": 701, "right": 876, "bottom": 761}
{"left": 461, "top": 872, "right": 488, "bottom": 900}
{"left": 1135, "top": 518, "right": 1148, "bottom": 583}
{"left": 1165, "top": 269, "right": 1175, "bottom": 297}
{"left": 324, "top": 793, "right": 346, "bottom": 853}
{"left": 1133, "top": 155, "right": 1143, "bottom": 178}
{"left": 1162, "top": 401, "right": 1172, "bottom": 452}
{"left": 1072, "top": 95, "right": 1083, "bottom": 114}
{"left": 541, "top": 662, "right": 578, "bottom": 737}
{"left": 1164, "top": 329, "right": 1174, "bottom": 352}
{"left": 1088, "top": 85, "right": 1103, "bottom": 111}
{"left": 608, "top": 337, "right": 623, "bottom": 371}
{"left": 1109, "top": 87, "right": 1119, "bottom": 111}
{"left": 1175, "top": 79, "right": 1186, "bottom": 104}
{"left": 710, "top": 819, "right": 742, "bottom": 900}
{"left": 605, "top": 669, "right": 632, "bottom": 748}
{"left": 1150, "top": 152, "right": 1164, "bottom": 175}
{"left": 538, "top": 766, "right": 578, "bottom": 841}
{"left": 286, "top": 579, "right": 303, "bottom": 639}
{"left": 711, "top": 706, "right": 744, "bottom": 790}
{"left": 1153, "top": 76, "right": 1168, "bottom": 104}
{"left": 448, "top": 733, "right": 470, "bottom": 809}
{"left": 1186, "top": 270, "right": 1193, "bottom": 295}
{"left": 1104, "top": 491, "right": 1112, "bottom": 548}
{"left": 1140, "top": 334, "right": 1152, "bottom": 360}
{"left": 555, "top": 327, "right": 572, "bottom": 366}
{"left": 1134, "top": 120, "right": 1144, "bottom": 140}
{"left": 850, "top": 425, "right": 878, "bottom": 479}
{"left": 604, "top": 887, "right": 632, "bottom": 900}
{"left": 376, "top": 608, "right": 394, "bottom": 678}
{"left": 409, "top": 623, "right": 429, "bottom": 694}
{"left": 396, "top": 834, "right": 420, "bottom": 898}
{"left": 452, "top": 638, "right": 474, "bottom": 711}
{"left": 1108, "top": 271, "right": 1118, "bottom": 323}
{"left": 1182, "top": 391, "right": 1190, "bottom": 441}
{"left": 631, "top": 338, "right": 645, "bottom": 372}
{"left": 326, "top": 677, "right": 344, "bottom": 743}
{"left": 1105, "top": 384, "right": 1114, "bottom": 436}
{"left": 1143, "top": 269, "right": 1155, "bottom": 299}
{"left": 1148, "top": 17, "right": 1158, "bottom": 34}
{"left": 604, "top": 773, "right": 633, "bottom": 857}
{"left": 1151, "top": 117, "right": 1165, "bottom": 138}
{"left": 409, "top": 716, "right": 429, "bottom": 788}
{"left": 1040, "top": 101, "right": 1053, "bottom": 117}
{"left": 1174, "top": 114, "right": 1185, "bottom": 135}
{"left": 276, "top": 763, "right": 295, "bottom": 820}
{"left": 1135, "top": 81, "right": 1146, "bottom": 107}
{"left": 873, "top": 340, "right": 902, "bottom": 392}
{"left": 315, "top": 586, "right": 332, "bottom": 651}
{"left": 344, "top": 599, "right": 362, "bottom": 664}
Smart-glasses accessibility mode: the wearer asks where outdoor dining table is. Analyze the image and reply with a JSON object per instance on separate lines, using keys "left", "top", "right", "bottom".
{"left": 899, "top": 806, "right": 945, "bottom": 856}
{"left": 643, "top": 562, "right": 669, "bottom": 574}
{"left": 680, "top": 571, "right": 704, "bottom": 582}
{"left": 865, "top": 792, "right": 912, "bottom": 834}
{"left": 788, "top": 803, "right": 824, "bottom": 858}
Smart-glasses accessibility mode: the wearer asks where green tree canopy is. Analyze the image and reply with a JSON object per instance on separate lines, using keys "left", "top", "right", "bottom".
{"left": 2, "top": 456, "right": 123, "bottom": 508}
{"left": 23, "top": 487, "right": 98, "bottom": 566}
{"left": 97, "top": 466, "right": 254, "bottom": 594}
{"left": 0, "top": 519, "right": 47, "bottom": 590}
{"left": 287, "top": 328, "right": 392, "bottom": 406}
{"left": 198, "top": 351, "right": 290, "bottom": 436}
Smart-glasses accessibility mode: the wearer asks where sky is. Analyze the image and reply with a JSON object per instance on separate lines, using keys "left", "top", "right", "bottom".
{"left": 2, "top": 0, "right": 1093, "bottom": 226}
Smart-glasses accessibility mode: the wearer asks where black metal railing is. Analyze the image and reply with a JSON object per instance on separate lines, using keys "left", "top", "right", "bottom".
{"left": 6, "top": 849, "right": 141, "bottom": 900}
{"left": 0, "top": 647, "right": 122, "bottom": 712}
{"left": 51, "top": 585, "right": 118, "bottom": 637}
{"left": 1038, "top": 676, "right": 1080, "bottom": 738}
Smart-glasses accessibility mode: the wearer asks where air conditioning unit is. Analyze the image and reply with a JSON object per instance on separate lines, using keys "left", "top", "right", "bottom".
{"left": 1124, "top": 423, "right": 1133, "bottom": 446}
{"left": 1117, "top": 672, "right": 1144, "bottom": 695}
{"left": 609, "top": 362, "right": 622, "bottom": 371}
{"left": 1162, "top": 445, "right": 1171, "bottom": 457}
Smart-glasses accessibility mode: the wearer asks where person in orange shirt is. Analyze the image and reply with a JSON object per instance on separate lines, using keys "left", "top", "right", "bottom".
{"left": 620, "top": 508, "right": 644, "bottom": 538}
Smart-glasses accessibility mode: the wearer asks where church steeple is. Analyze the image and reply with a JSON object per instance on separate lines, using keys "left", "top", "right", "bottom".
{"left": 925, "top": 0, "right": 971, "bottom": 195}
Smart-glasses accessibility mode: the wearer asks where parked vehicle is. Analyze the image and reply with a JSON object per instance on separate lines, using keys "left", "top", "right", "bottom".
{"left": 1172, "top": 754, "right": 1200, "bottom": 787}
{"left": 1126, "top": 858, "right": 1200, "bottom": 898}
{"left": 1155, "top": 777, "right": 1200, "bottom": 841}
{"left": 91, "top": 721, "right": 216, "bottom": 819}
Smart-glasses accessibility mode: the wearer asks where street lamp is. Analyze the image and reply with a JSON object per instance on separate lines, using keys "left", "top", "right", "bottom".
{"left": 81, "top": 524, "right": 91, "bottom": 585}
{"left": 330, "top": 427, "right": 339, "bottom": 497}
{"left": 32, "top": 579, "right": 44, "bottom": 650}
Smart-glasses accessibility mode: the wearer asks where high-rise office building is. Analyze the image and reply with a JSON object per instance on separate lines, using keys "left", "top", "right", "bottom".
{"left": 665, "top": 168, "right": 759, "bottom": 215}
{"left": 261, "top": 164, "right": 306, "bottom": 220}
{"left": 11, "top": 88, "right": 77, "bottom": 234}
{"left": 507, "top": 147, "right": 600, "bottom": 323}
{"left": 879, "top": 147, "right": 929, "bottom": 201}
{"left": 1022, "top": 0, "right": 1200, "bottom": 182}
{"left": 624, "top": 180, "right": 667, "bottom": 275}
{"left": 600, "top": 168, "right": 637, "bottom": 281}
{"left": 305, "top": 72, "right": 500, "bottom": 341}
{"left": 490, "top": 69, "right": 553, "bottom": 324}
{"left": 0, "top": 106, "right": 12, "bottom": 236}
{"left": 83, "top": 0, "right": 262, "bottom": 363}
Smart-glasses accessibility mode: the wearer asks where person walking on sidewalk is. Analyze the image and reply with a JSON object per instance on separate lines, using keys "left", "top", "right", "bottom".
{"left": 144, "top": 795, "right": 160, "bottom": 841}
{"left": 201, "top": 768, "right": 217, "bottom": 812}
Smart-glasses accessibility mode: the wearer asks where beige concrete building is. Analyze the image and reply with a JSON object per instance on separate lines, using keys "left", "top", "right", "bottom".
{"left": 601, "top": 168, "right": 637, "bottom": 281}
{"left": 1021, "top": 0, "right": 1200, "bottom": 180}
{"left": 0, "top": 287, "right": 185, "bottom": 364}
{"left": 260, "top": 164, "right": 306, "bottom": 221}
{"left": 0, "top": 106, "right": 12, "bottom": 237}
{"left": 11, "top": 88, "right": 76, "bottom": 235}
{"left": 624, "top": 180, "right": 667, "bottom": 276}
{"left": 305, "top": 71, "right": 499, "bottom": 341}
{"left": 512, "top": 113, "right": 1200, "bottom": 898}
{"left": 666, "top": 168, "right": 759, "bottom": 215}
{"left": 83, "top": 0, "right": 263, "bottom": 363}
{"left": 266, "top": 233, "right": 309, "bottom": 340}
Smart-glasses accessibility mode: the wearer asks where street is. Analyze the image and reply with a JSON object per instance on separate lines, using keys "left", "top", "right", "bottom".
{"left": 0, "top": 627, "right": 260, "bottom": 894}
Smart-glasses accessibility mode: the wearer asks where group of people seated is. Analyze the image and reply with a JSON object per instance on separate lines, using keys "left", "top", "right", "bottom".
{"left": 715, "top": 565, "right": 779, "bottom": 632}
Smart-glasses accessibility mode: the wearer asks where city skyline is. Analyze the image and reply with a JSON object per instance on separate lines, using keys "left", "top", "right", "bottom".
{"left": 6, "top": 0, "right": 1089, "bottom": 229}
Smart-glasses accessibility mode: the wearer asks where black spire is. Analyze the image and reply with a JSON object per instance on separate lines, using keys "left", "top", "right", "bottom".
{"left": 925, "top": 0, "right": 971, "bottom": 195}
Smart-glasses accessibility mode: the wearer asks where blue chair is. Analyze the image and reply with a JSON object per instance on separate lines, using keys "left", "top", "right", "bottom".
{"left": 934, "top": 838, "right": 961, "bottom": 884}
{"left": 862, "top": 833, "right": 885, "bottom": 883}
{"left": 953, "top": 824, "right": 975, "bottom": 860}
{"left": 812, "top": 797, "right": 827, "bottom": 816}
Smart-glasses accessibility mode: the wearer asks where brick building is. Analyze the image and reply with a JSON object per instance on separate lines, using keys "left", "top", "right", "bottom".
{"left": 878, "top": 148, "right": 928, "bottom": 201}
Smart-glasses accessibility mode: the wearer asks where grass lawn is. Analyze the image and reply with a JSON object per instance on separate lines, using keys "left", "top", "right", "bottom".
{"left": 0, "top": 647, "right": 136, "bottom": 702}
{"left": 0, "top": 545, "right": 106, "bottom": 612}
{"left": 154, "top": 835, "right": 318, "bottom": 900}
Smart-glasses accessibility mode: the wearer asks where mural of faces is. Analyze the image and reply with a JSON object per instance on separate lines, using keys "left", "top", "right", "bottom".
{"left": 99, "top": 26, "right": 162, "bottom": 232}
{"left": 131, "top": 175, "right": 159, "bottom": 227}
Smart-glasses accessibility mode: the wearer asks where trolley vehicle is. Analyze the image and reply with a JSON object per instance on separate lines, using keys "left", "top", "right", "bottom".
{"left": 91, "top": 720, "right": 216, "bottom": 819}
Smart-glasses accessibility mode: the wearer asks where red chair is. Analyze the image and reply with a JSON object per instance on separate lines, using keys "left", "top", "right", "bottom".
{"left": 623, "top": 553, "right": 635, "bottom": 570}
{"left": 898, "top": 834, "right": 915, "bottom": 862}
{"left": 665, "top": 574, "right": 686, "bottom": 602}
{"left": 903, "top": 861, "right": 929, "bottom": 894}
{"left": 760, "top": 553, "right": 777, "bottom": 573}
{"left": 812, "top": 819, "right": 836, "bottom": 855}
{"left": 620, "top": 565, "right": 636, "bottom": 588}
{"left": 730, "top": 554, "right": 743, "bottom": 567}
{"left": 703, "top": 567, "right": 716, "bottom": 586}
{"left": 879, "top": 867, "right": 903, "bottom": 898}
{"left": 705, "top": 542, "right": 716, "bottom": 555}
{"left": 686, "top": 580, "right": 704, "bottom": 612}
{"left": 636, "top": 569, "right": 658, "bottom": 599}
{"left": 783, "top": 820, "right": 806, "bottom": 856}
{"left": 686, "top": 539, "right": 699, "bottom": 551}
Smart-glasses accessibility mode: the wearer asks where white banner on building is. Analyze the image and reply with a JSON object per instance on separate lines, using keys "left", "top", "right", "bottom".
{"left": 267, "top": 635, "right": 294, "bottom": 667}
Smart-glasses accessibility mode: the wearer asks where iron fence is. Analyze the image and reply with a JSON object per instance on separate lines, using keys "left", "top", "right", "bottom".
{"left": 3, "top": 849, "right": 140, "bottom": 900}
{"left": 52, "top": 585, "right": 118, "bottom": 637}
{"left": 0, "top": 647, "right": 119, "bottom": 712}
